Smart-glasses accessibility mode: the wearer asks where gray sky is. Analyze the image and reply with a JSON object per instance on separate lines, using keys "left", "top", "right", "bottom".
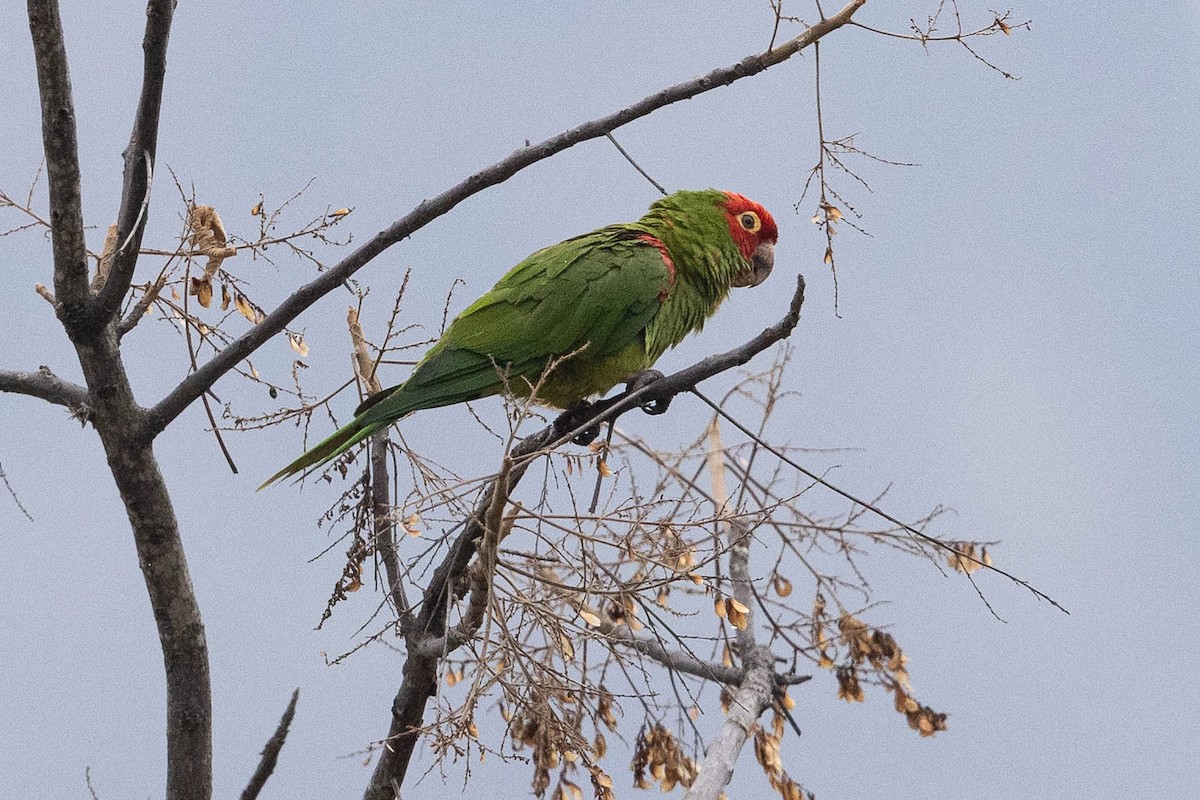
{"left": 2, "top": 2, "right": 1198, "bottom": 798}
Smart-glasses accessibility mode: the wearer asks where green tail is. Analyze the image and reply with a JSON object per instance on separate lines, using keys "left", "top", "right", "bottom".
{"left": 256, "top": 415, "right": 382, "bottom": 490}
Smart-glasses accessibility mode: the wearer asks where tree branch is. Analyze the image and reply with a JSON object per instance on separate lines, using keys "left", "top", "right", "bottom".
{"left": 0, "top": 366, "right": 90, "bottom": 416}
{"left": 92, "top": 0, "right": 176, "bottom": 326}
{"left": 26, "top": 0, "right": 90, "bottom": 326}
{"left": 239, "top": 689, "right": 299, "bottom": 800}
{"left": 145, "top": 0, "right": 864, "bottom": 438}
{"left": 683, "top": 645, "right": 775, "bottom": 800}
{"left": 599, "top": 620, "right": 746, "bottom": 685}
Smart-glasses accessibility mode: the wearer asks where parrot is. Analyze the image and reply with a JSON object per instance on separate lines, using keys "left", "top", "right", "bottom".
{"left": 261, "top": 188, "right": 778, "bottom": 488}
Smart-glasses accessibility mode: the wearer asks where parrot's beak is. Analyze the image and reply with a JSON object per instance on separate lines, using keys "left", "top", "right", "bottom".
{"left": 733, "top": 241, "right": 775, "bottom": 287}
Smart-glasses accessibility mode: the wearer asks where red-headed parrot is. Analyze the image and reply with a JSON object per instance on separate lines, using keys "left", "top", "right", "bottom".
{"left": 261, "top": 189, "right": 778, "bottom": 487}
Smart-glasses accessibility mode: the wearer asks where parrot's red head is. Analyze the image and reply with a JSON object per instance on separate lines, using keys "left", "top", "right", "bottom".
{"left": 721, "top": 192, "right": 778, "bottom": 288}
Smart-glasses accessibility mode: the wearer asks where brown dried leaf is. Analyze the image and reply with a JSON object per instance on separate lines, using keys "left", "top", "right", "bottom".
{"left": 234, "top": 292, "right": 264, "bottom": 324}
{"left": 189, "top": 276, "right": 213, "bottom": 308}
{"left": 773, "top": 575, "right": 793, "bottom": 597}
{"left": 287, "top": 332, "right": 309, "bottom": 357}
{"left": 727, "top": 600, "right": 749, "bottom": 630}
{"left": 188, "top": 204, "right": 237, "bottom": 278}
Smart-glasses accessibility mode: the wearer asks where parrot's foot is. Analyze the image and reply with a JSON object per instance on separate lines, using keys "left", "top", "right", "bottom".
{"left": 626, "top": 369, "right": 670, "bottom": 415}
{"left": 572, "top": 423, "right": 603, "bottom": 447}
{"left": 561, "top": 400, "right": 605, "bottom": 446}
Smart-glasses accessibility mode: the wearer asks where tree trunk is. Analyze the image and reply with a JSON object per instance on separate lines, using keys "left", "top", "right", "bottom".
{"left": 77, "top": 327, "right": 213, "bottom": 800}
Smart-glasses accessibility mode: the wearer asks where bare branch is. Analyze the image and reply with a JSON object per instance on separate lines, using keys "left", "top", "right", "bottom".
{"left": 26, "top": 0, "right": 90, "bottom": 321}
{"left": 683, "top": 645, "right": 775, "bottom": 800}
{"left": 145, "top": 0, "right": 865, "bottom": 439}
{"left": 597, "top": 619, "right": 746, "bottom": 685}
{"left": 92, "top": 0, "right": 177, "bottom": 327}
{"left": 239, "top": 689, "right": 299, "bottom": 800}
{"left": 0, "top": 365, "right": 90, "bottom": 416}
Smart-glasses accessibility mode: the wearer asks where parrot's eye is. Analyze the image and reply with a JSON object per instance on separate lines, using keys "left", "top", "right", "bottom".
{"left": 739, "top": 212, "right": 761, "bottom": 233}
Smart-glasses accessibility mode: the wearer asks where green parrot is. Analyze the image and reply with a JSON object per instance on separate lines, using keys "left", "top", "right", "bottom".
{"left": 261, "top": 189, "right": 778, "bottom": 487}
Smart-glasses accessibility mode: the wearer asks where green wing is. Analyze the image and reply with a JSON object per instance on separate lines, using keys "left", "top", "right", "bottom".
{"left": 362, "top": 225, "right": 671, "bottom": 419}
{"left": 260, "top": 226, "right": 671, "bottom": 487}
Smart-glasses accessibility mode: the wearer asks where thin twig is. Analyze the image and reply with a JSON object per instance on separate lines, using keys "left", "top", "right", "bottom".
{"left": 0, "top": 462, "right": 34, "bottom": 521}
{"left": 605, "top": 133, "right": 668, "bottom": 196}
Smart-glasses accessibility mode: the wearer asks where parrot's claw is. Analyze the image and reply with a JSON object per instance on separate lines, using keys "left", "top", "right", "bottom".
{"left": 560, "top": 401, "right": 604, "bottom": 446}
{"left": 626, "top": 369, "right": 670, "bottom": 415}
{"left": 572, "top": 423, "right": 603, "bottom": 447}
